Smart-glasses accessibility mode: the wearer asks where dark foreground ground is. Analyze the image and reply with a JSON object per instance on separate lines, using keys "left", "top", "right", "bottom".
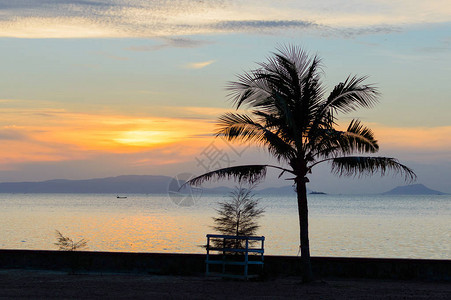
{"left": 0, "top": 269, "right": 449, "bottom": 299}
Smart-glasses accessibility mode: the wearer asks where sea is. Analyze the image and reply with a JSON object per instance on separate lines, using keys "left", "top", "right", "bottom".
{"left": 0, "top": 193, "right": 449, "bottom": 259}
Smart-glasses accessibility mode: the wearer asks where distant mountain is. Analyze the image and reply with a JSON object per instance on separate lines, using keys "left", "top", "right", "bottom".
{"left": 382, "top": 184, "right": 446, "bottom": 195}
{"left": 0, "top": 175, "right": 325, "bottom": 195}
{"left": 0, "top": 175, "right": 178, "bottom": 194}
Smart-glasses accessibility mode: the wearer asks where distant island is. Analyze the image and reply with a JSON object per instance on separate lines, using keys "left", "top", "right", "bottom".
{"left": 382, "top": 184, "right": 446, "bottom": 195}
{"left": 309, "top": 191, "right": 327, "bottom": 195}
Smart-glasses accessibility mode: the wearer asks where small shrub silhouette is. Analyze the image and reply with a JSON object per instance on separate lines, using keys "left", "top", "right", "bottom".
{"left": 212, "top": 184, "right": 264, "bottom": 250}
{"left": 54, "top": 230, "right": 88, "bottom": 251}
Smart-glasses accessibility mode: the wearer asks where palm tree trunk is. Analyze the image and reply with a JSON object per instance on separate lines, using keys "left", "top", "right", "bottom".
{"left": 235, "top": 213, "right": 240, "bottom": 249}
{"left": 296, "top": 177, "right": 314, "bottom": 282}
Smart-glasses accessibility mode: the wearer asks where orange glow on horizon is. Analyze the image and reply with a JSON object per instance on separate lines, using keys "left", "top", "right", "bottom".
{"left": 371, "top": 125, "right": 451, "bottom": 151}
{"left": 0, "top": 106, "right": 218, "bottom": 166}
{"left": 334, "top": 121, "right": 451, "bottom": 152}
{"left": 2, "top": 103, "right": 450, "bottom": 169}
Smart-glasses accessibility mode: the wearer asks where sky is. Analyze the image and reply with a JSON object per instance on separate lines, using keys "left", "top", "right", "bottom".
{"left": 0, "top": 0, "right": 450, "bottom": 194}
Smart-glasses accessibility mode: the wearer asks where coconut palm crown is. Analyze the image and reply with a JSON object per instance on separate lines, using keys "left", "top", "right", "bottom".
{"left": 187, "top": 45, "right": 416, "bottom": 282}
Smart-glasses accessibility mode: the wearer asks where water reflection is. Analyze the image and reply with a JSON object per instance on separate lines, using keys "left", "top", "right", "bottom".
{"left": 0, "top": 193, "right": 449, "bottom": 259}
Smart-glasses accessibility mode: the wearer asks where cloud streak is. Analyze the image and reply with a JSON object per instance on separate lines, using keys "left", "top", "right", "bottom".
{"left": 0, "top": 127, "right": 28, "bottom": 141}
{"left": 127, "top": 37, "right": 213, "bottom": 52}
{"left": 1, "top": 0, "right": 449, "bottom": 38}
{"left": 184, "top": 60, "right": 215, "bottom": 69}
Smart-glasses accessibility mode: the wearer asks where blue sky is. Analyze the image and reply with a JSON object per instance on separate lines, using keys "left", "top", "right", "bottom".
{"left": 0, "top": 1, "right": 450, "bottom": 193}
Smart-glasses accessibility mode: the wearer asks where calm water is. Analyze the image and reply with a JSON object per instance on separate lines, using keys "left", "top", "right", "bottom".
{"left": 0, "top": 193, "right": 449, "bottom": 259}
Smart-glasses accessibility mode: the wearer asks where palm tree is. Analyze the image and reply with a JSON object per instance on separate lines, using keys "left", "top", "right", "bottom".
{"left": 187, "top": 45, "right": 416, "bottom": 282}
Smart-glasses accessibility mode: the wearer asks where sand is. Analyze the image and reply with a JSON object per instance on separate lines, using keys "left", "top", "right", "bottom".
{"left": 0, "top": 269, "right": 449, "bottom": 299}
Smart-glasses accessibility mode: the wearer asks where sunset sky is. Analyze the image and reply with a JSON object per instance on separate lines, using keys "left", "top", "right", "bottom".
{"left": 1, "top": 1, "right": 450, "bottom": 193}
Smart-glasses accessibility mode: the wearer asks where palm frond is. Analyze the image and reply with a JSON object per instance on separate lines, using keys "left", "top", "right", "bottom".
{"left": 331, "top": 156, "right": 417, "bottom": 182}
{"left": 216, "top": 112, "right": 261, "bottom": 141}
{"left": 227, "top": 71, "right": 274, "bottom": 111}
{"left": 331, "top": 119, "right": 379, "bottom": 154}
{"left": 305, "top": 129, "right": 342, "bottom": 160}
{"left": 299, "top": 55, "right": 324, "bottom": 110}
{"left": 306, "top": 119, "right": 379, "bottom": 161}
{"left": 216, "top": 112, "right": 296, "bottom": 162}
{"left": 325, "top": 75, "right": 379, "bottom": 114}
{"left": 342, "top": 119, "right": 379, "bottom": 153}
{"left": 187, "top": 165, "right": 268, "bottom": 186}
{"left": 273, "top": 44, "right": 313, "bottom": 81}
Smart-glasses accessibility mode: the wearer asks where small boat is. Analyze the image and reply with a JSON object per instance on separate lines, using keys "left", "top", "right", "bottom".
{"left": 309, "top": 191, "right": 326, "bottom": 195}
{"left": 116, "top": 195, "right": 127, "bottom": 199}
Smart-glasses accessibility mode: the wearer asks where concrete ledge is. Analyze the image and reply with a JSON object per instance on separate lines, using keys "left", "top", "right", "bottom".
{"left": 265, "top": 255, "right": 450, "bottom": 281}
{"left": 0, "top": 250, "right": 449, "bottom": 281}
{"left": 0, "top": 250, "right": 205, "bottom": 275}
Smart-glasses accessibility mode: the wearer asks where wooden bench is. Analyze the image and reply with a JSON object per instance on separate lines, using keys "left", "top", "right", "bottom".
{"left": 205, "top": 234, "right": 265, "bottom": 280}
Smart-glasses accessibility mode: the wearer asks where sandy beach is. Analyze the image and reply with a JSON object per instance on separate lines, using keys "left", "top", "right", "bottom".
{"left": 0, "top": 269, "right": 449, "bottom": 299}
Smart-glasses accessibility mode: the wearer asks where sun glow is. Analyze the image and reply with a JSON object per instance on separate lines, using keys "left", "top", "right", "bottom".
{"left": 114, "top": 130, "right": 178, "bottom": 146}
{"left": 0, "top": 103, "right": 218, "bottom": 166}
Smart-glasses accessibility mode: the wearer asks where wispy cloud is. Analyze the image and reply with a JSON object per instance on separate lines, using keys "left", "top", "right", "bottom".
{"left": 127, "top": 37, "right": 213, "bottom": 52}
{"left": 417, "top": 37, "right": 451, "bottom": 54}
{"left": 184, "top": 60, "right": 216, "bottom": 69}
{"left": 1, "top": 1, "right": 449, "bottom": 38}
{"left": 206, "top": 20, "right": 317, "bottom": 32}
{"left": 0, "top": 127, "right": 28, "bottom": 141}
{"left": 331, "top": 25, "right": 401, "bottom": 38}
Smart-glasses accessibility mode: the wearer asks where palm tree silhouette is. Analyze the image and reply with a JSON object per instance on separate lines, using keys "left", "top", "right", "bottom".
{"left": 188, "top": 45, "right": 416, "bottom": 282}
